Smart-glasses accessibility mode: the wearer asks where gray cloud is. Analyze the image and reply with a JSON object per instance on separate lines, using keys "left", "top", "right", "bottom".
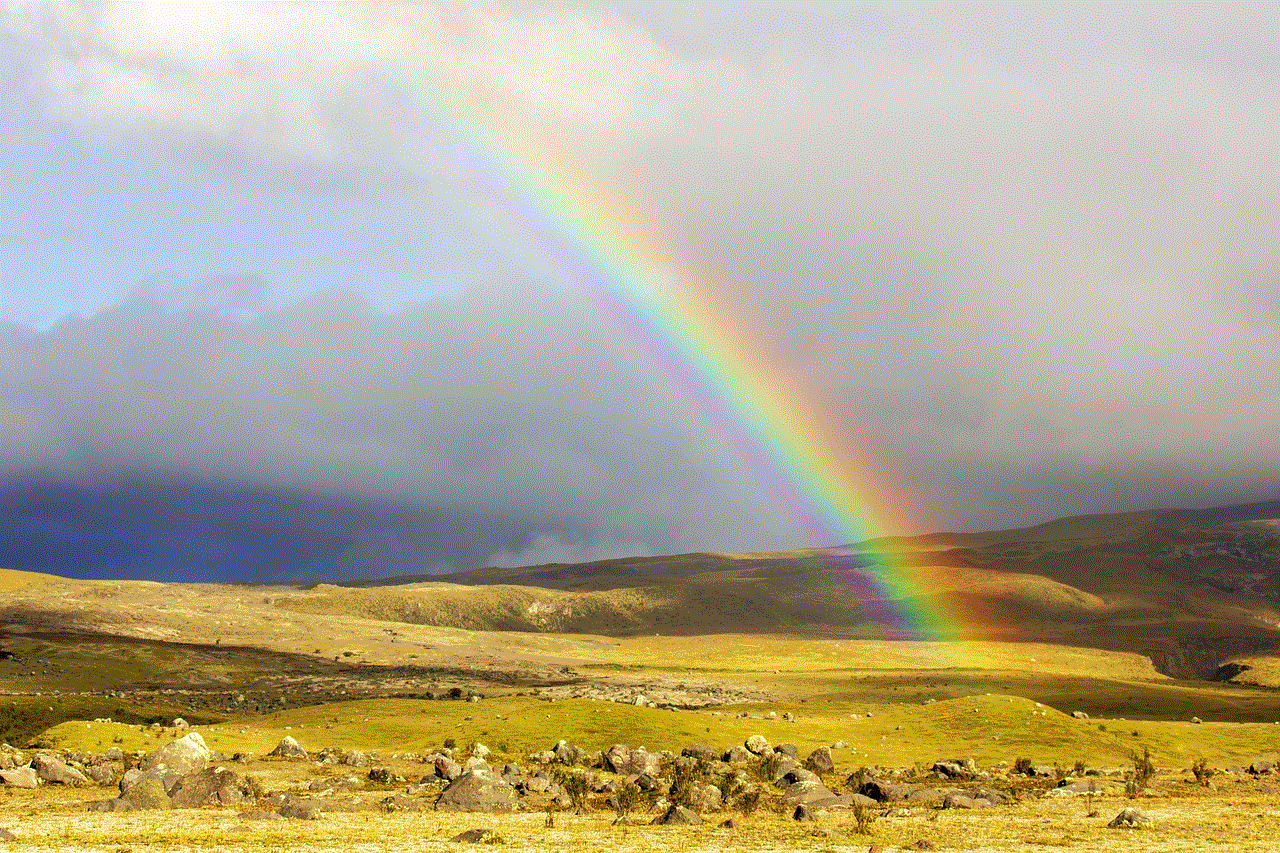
{"left": 1, "top": 2, "right": 1277, "bottom": 577}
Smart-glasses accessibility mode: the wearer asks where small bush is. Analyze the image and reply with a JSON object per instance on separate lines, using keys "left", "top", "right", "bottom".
{"left": 1013, "top": 757, "right": 1034, "bottom": 776}
{"left": 1191, "top": 757, "right": 1215, "bottom": 787}
{"left": 1126, "top": 747, "right": 1155, "bottom": 798}
{"left": 1073, "top": 759, "right": 1087, "bottom": 776}
{"left": 852, "top": 799, "right": 877, "bottom": 835}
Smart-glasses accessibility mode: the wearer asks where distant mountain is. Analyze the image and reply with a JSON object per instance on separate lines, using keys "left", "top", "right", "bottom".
{"left": 327, "top": 498, "right": 1280, "bottom": 679}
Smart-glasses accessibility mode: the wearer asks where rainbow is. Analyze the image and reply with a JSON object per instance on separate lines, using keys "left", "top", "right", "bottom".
{"left": 342, "top": 33, "right": 977, "bottom": 644}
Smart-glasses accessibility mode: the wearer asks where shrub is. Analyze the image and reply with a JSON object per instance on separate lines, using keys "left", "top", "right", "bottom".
{"left": 1191, "top": 757, "right": 1215, "bottom": 787}
{"left": 852, "top": 799, "right": 877, "bottom": 835}
{"left": 1013, "top": 757, "right": 1034, "bottom": 776}
{"left": 1126, "top": 747, "right": 1155, "bottom": 798}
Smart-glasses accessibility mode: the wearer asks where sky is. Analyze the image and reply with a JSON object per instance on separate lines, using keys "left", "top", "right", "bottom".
{"left": 0, "top": 1, "right": 1277, "bottom": 582}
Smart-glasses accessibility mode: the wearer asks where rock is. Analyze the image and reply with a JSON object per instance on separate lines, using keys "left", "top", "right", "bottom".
{"left": 436, "top": 771, "right": 518, "bottom": 812}
{"left": 744, "top": 735, "right": 771, "bottom": 756}
{"left": 269, "top": 736, "right": 308, "bottom": 760}
{"left": 774, "top": 743, "right": 798, "bottom": 759}
{"left": 448, "top": 828, "right": 492, "bottom": 843}
{"left": 238, "top": 810, "right": 282, "bottom": 821}
{"left": 470, "top": 743, "right": 490, "bottom": 759}
{"left": 33, "top": 754, "right": 88, "bottom": 786}
{"left": 793, "top": 804, "right": 816, "bottom": 821}
{"left": 942, "top": 794, "right": 980, "bottom": 809}
{"left": 1108, "top": 807, "right": 1154, "bottom": 829}
{"left": 344, "top": 751, "right": 368, "bottom": 767}
{"left": 552, "top": 741, "right": 587, "bottom": 766}
{"left": 804, "top": 747, "right": 835, "bottom": 774}
{"left": 141, "top": 733, "right": 212, "bottom": 776}
{"left": 603, "top": 744, "right": 633, "bottom": 774}
{"left": 685, "top": 781, "right": 722, "bottom": 811}
{"left": 278, "top": 797, "right": 322, "bottom": 820}
{"left": 932, "top": 758, "right": 977, "bottom": 779}
{"left": 779, "top": 767, "right": 820, "bottom": 786}
{"left": 1191, "top": 717, "right": 1203, "bottom": 724}
{"left": 172, "top": 717, "right": 190, "bottom": 729}
{"left": 84, "top": 762, "right": 117, "bottom": 786}
{"left": 780, "top": 780, "right": 836, "bottom": 804}
{"left": 0, "top": 828, "right": 14, "bottom": 841}
{"left": 860, "top": 779, "right": 914, "bottom": 802}
{"left": 0, "top": 768, "right": 38, "bottom": 789}
{"left": 121, "top": 778, "right": 172, "bottom": 810}
{"left": 652, "top": 805, "right": 703, "bottom": 825}
{"left": 719, "top": 818, "right": 738, "bottom": 828}
{"left": 1071, "top": 710, "right": 1089, "bottom": 719}
{"left": 86, "top": 798, "right": 135, "bottom": 812}
{"left": 434, "top": 756, "right": 463, "bottom": 781}
{"left": 905, "top": 788, "right": 945, "bottom": 805}
{"left": 724, "top": 746, "right": 752, "bottom": 764}
{"left": 681, "top": 743, "right": 720, "bottom": 762}
{"left": 1250, "top": 760, "right": 1274, "bottom": 775}
{"left": 168, "top": 767, "right": 252, "bottom": 808}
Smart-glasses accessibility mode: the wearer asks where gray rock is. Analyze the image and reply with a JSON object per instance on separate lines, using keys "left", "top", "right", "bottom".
{"left": 121, "top": 778, "right": 172, "bottom": 810}
{"left": 1071, "top": 710, "right": 1089, "bottom": 719}
{"left": 84, "top": 762, "right": 117, "bottom": 786}
{"left": 1108, "top": 807, "right": 1154, "bottom": 829}
{"left": 684, "top": 781, "right": 722, "bottom": 811}
{"left": 434, "top": 756, "right": 462, "bottom": 781}
{"left": 168, "top": 767, "right": 252, "bottom": 808}
{"left": 652, "top": 805, "right": 703, "bottom": 825}
{"left": 141, "top": 733, "right": 212, "bottom": 776}
{"left": 344, "top": 751, "right": 368, "bottom": 767}
{"left": 860, "top": 779, "right": 914, "bottom": 802}
{"left": 744, "top": 735, "right": 771, "bottom": 756}
{"left": 269, "top": 736, "right": 308, "bottom": 760}
{"left": 681, "top": 743, "right": 719, "bottom": 762}
{"left": 804, "top": 747, "right": 835, "bottom": 774}
{"left": 0, "top": 767, "right": 38, "bottom": 789}
{"left": 435, "top": 771, "right": 518, "bottom": 812}
{"left": 278, "top": 796, "right": 322, "bottom": 820}
{"left": 724, "top": 746, "right": 752, "bottom": 764}
{"left": 32, "top": 754, "right": 88, "bottom": 786}
{"left": 906, "top": 787, "right": 945, "bottom": 805}
{"left": 780, "top": 780, "right": 836, "bottom": 804}
{"left": 449, "top": 828, "right": 492, "bottom": 842}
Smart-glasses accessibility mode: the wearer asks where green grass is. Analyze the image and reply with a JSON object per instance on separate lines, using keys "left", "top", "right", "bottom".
{"left": 39, "top": 693, "right": 1280, "bottom": 771}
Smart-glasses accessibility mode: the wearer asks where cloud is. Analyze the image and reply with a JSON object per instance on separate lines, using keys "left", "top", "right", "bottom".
{"left": 0, "top": 2, "right": 1277, "bottom": 576}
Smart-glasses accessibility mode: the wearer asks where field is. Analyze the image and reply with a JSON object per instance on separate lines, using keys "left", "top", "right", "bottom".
{"left": 3, "top": 505, "right": 1280, "bottom": 850}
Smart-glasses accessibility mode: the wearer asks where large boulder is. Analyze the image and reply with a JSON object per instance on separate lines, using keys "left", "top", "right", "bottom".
{"left": 0, "top": 768, "right": 37, "bottom": 789}
{"left": 681, "top": 744, "right": 720, "bottom": 762}
{"left": 169, "top": 767, "right": 253, "bottom": 808}
{"left": 859, "top": 779, "right": 914, "bottom": 802}
{"left": 652, "top": 805, "right": 703, "bottom": 825}
{"left": 33, "top": 754, "right": 88, "bottom": 786}
{"left": 744, "top": 735, "right": 772, "bottom": 756}
{"left": 804, "top": 747, "right": 835, "bottom": 774}
{"left": 269, "top": 736, "right": 308, "bottom": 760}
{"left": 435, "top": 771, "right": 518, "bottom": 812}
{"left": 141, "top": 733, "right": 212, "bottom": 776}
{"left": 120, "top": 778, "right": 172, "bottom": 810}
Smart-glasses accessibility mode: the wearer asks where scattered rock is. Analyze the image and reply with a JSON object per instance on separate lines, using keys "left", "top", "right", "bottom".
{"left": 1108, "top": 808, "right": 1154, "bottom": 829}
{"left": 652, "top": 805, "right": 703, "bottom": 825}
{"left": 792, "top": 804, "right": 816, "bottom": 821}
{"left": 32, "top": 754, "right": 88, "bottom": 786}
{"left": 1071, "top": 711, "right": 1089, "bottom": 719}
{"left": 141, "top": 733, "right": 212, "bottom": 777}
{"left": 278, "top": 795, "right": 322, "bottom": 820}
{"left": 1191, "top": 717, "right": 1203, "bottom": 725}
{"left": 0, "top": 768, "right": 38, "bottom": 789}
{"left": 269, "top": 736, "right": 308, "bottom": 760}
{"left": 436, "top": 771, "right": 518, "bottom": 812}
{"left": 774, "top": 743, "right": 798, "bottom": 759}
{"left": 804, "top": 747, "right": 835, "bottom": 774}
{"left": 724, "top": 746, "right": 752, "bottom": 764}
{"left": 744, "top": 735, "right": 771, "bottom": 756}
{"left": 168, "top": 767, "right": 252, "bottom": 808}
{"left": 448, "top": 828, "right": 492, "bottom": 843}
{"left": 681, "top": 743, "right": 719, "bottom": 762}
{"left": 120, "top": 778, "right": 172, "bottom": 811}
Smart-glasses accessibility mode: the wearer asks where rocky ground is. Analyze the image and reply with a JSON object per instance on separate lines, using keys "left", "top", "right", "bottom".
{"left": 4, "top": 723, "right": 1280, "bottom": 851}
